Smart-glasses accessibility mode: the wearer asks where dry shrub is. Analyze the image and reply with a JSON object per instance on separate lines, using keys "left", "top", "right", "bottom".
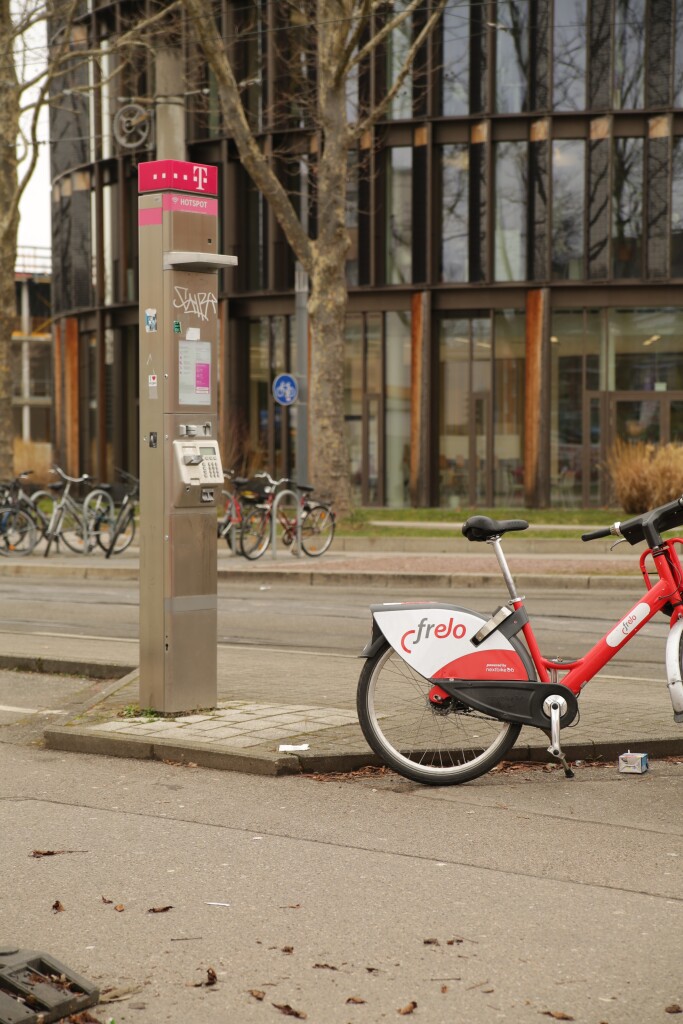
{"left": 606, "top": 439, "right": 683, "bottom": 514}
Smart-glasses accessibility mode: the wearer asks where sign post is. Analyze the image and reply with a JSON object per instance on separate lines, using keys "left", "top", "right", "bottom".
{"left": 138, "top": 159, "right": 237, "bottom": 713}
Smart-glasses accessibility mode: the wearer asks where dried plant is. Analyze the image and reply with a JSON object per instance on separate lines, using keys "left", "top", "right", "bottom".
{"left": 606, "top": 439, "right": 683, "bottom": 514}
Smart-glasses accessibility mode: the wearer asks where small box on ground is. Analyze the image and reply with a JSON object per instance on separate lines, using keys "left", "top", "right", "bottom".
{"left": 618, "top": 751, "right": 649, "bottom": 774}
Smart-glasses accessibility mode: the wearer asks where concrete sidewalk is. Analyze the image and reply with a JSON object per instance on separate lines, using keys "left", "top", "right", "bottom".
{"left": 1, "top": 535, "right": 679, "bottom": 777}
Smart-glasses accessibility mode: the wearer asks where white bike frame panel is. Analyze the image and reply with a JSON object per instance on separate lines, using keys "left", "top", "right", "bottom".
{"left": 372, "top": 603, "right": 529, "bottom": 681}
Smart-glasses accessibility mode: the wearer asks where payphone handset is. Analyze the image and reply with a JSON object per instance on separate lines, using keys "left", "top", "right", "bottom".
{"left": 172, "top": 438, "right": 223, "bottom": 507}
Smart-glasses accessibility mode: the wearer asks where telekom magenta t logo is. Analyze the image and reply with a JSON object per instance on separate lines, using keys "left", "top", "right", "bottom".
{"left": 193, "top": 165, "right": 209, "bottom": 191}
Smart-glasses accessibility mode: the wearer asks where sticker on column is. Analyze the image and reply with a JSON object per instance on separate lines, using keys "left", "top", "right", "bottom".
{"left": 148, "top": 373, "right": 158, "bottom": 399}
{"left": 179, "top": 338, "right": 211, "bottom": 406}
{"left": 145, "top": 308, "right": 158, "bottom": 333}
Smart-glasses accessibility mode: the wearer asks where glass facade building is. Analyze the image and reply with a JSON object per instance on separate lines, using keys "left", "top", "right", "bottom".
{"left": 49, "top": 0, "right": 683, "bottom": 508}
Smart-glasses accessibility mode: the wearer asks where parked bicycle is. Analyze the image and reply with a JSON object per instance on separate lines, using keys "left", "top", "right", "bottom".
{"left": 216, "top": 472, "right": 267, "bottom": 554}
{"left": 90, "top": 469, "right": 138, "bottom": 557}
{"left": 240, "top": 472, "right": 335, "bottom": 560}
{"left": 43, "top": 466, "right": 114, "bottom": 556}
{"left": 357, "top": 496, "right": 683, "bottom": 786}
{"left": 0, "top": 471, "right": 53, "bottom": 555}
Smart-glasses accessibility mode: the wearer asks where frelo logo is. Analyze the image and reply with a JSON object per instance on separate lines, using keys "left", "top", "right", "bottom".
{"left": 401, "top": 617, "right": 466, "bottom": 654}
{"left": 621, "top": 613, "right": 638, "bottom": 635}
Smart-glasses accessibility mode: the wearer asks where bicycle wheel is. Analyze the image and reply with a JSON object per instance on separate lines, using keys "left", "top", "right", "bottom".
{"left": 300, "top": 503, "right": 335, "bottom": 557}
{"left": 218, "top": 496, "right": 238, "bottom": 553}
{"left": 0, "top": 508, "right": 38, "bottom": 556}
{"left": 240, "top": 507, "right": 271, "bottom": 560}
{"left": 83, "top": 488, "right": 114, "bottom": 527}
{"left": 357, "top": 641, "right": 522, "bottom": 786}
{"left": 60, "top": 507, "right": 94, "bottom": 553}
{"left": 29, "top": 491, "right": 56, "bottom": 534}
{"left": 100, "top": 504, "right": 136, "bottom": 556}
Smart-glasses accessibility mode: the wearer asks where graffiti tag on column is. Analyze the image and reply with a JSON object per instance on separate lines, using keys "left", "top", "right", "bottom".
{"left": 173, "top": 286, "right": 218, "bottom": 322}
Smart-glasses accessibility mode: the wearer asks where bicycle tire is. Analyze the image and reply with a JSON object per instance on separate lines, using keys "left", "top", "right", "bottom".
{"left": 357, "top": 640, "right": 522, "bottom": 785}
{"left": 60, "top": 507, "right": 93, "bottom": 553}
{"left": 103, "top": 504, "right": 136, "bottom": 556}
{"left": 218, "top": 496, "right": 238, "bottom": 552}
{"left": 83, "top": 488, "right": 115, "bottom": 526}
{"left": 301, "top": 503, "right": 335, "bottom": 557}
{"left": 240, "top": 507, "right": 271, "bottom": 560}
{"left": 28, "top": 491, "right": 56, "bottom": 537}
{"left": 0, "top": 507, "right": 38, "bottom": 556}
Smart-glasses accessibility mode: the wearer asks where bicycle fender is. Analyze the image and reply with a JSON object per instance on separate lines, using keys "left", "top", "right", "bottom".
{"left": 367, "top": 603, "right": 535, "bottom": 681}
{"left": 359, "top": 617, "right": 386, "bottom": 658}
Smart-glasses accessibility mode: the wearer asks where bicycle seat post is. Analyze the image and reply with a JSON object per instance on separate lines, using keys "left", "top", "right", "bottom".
{"left": 487, "top": 536, "right": 520, "bottom": 602}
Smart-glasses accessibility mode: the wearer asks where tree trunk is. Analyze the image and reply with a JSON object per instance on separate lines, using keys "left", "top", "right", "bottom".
{"left": 0, "top": 0, "right": 21, "bottom": 480}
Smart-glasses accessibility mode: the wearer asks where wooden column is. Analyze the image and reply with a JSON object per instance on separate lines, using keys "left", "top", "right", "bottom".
{"left": 64, "top": 317, "right": 80, "bottom": 475}
{"left": 524, "top": 288, "right": 550, "bottom": 508}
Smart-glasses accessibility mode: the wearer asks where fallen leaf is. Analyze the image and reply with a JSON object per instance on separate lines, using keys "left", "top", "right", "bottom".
{"left": 66, "top": 1012, "right": 103, "bottom": 1023}
{"left": 541, "top": 1013, "right": 575, "bottom": 1021}
{"left": 281, "top": 946, "right": 294, "bottom": 955}
{"left": 248, "top": 990, "right": 265, "bottom": 1001}
{"left": 666, "top": 1007, "right": 683, "bottom": 1015}
{"left": 101, "top": 896, "right": 113, "bottom": 904}
{"left": 447, "top": 938, "right": 463, "bottom": 945}
{"left": 114, "top": 904, "right": 125, "bottom": 913}
{"left": 398, "top": 1001, "right": 417, "bottom": 1015}
{"left": 423, "top": 938, "right": 440, "bottom": 946}
{"left": 280, "top": 903, "right": 301, "bottom": 909}
{"left": 346, "top": 996, "right": 366, "bottom": 1004}
{"left": 31, "top": 849, "right": 86, "bottom": 858}
{"left": 272, "top": 1003, "right": 307, "bottom": 1019}
{"left": 206, "top": 968, "right": 217, "bottom": 986}
{"left": 313, "top": 963, "right": 338, "bottom": 970}
{"left": 52, "top": 900, "right": 65, "bottom": 913}
{"left": 147, "top": 906, "right": 173, "bottom": 914}
{"left": 441, "top": 986, "right": 448, "bottom": 994}
{"left": 482, "top": 987, "right": 495, "bottom": 993}
{"left": 365, "top": 967, "right": 379, "bottom": 974}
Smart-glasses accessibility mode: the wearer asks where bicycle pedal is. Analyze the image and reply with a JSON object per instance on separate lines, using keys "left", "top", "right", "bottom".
{"left": 543, "top": 694, "right": 575, "bottom": 779}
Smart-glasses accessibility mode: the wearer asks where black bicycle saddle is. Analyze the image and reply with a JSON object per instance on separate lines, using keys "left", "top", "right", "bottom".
{"left": 462, "top": 515, "right": 529, "bottom": 542}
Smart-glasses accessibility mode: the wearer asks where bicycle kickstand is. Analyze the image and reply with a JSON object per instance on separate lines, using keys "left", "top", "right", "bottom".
{"left": 543, "top": 681, "right": 575, "bottom": 779}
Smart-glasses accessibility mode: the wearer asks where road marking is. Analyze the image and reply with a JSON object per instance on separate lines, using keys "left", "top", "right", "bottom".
{"left": 31, "top": 631, "right": 137, "bottom": 644}
{"left": 0, "top": 704, "right": 64, "bottom": 715}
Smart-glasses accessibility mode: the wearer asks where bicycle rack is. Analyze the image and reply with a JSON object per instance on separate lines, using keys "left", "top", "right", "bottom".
{"left": 270, "top": 488, "right": 302, "bottom": 560}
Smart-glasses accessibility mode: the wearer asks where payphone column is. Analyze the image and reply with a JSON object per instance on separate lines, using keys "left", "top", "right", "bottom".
{"left": 138, "top": 159, "right": 237, "bottom": 714}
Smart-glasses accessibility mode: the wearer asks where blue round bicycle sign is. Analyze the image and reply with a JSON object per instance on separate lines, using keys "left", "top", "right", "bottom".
{"left": 272, "top": 373, "right": 298, "bottom": 406}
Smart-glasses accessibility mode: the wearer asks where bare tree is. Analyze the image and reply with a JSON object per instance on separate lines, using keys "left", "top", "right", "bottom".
{"left": 0, "top": 0, "right": 180, "bottom": 481}
{"left": 180, "top": 0, "right": 447, "bottom": 514}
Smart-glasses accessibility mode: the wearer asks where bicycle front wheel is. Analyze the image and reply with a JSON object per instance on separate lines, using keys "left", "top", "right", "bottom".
{"left": 60, "top": 508, "right": 94, "bottom": 553}
{"left": 0, "top": 508, "right": 38, "bottom": 556}
{"left": 240, "top": 507, "right": 271, "bottom": 560}
{"left": 301, "top": 504, "right": 335, "bottom": 557}
{"left": 102, "top": 505, "right": 136, "bottom": 556}
{"left": 357, "top": 642, "right": 522, "bottom": 785}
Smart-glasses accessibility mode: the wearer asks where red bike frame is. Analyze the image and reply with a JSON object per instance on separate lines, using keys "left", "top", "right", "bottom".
{"left": 512, "top": 538, "right": 683, "bottom": 694}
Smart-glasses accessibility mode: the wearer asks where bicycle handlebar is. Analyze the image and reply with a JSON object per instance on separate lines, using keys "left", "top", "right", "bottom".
{"left": 581, "top": 526, "right": 616, "bottom": 542}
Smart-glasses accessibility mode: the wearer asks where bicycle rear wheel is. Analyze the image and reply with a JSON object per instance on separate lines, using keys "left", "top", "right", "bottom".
{"left": 301, "top": 504, "right": 335, "bottom": 557}
{"left": 357, "top": 641, "right": 522, "bottom": 785}
{"left": 0, "top": 508, "right": 38, "bottom": 556}
{"left": 240, "top": 507, "right": 271, "bottom": 560}
{"left": 28, "top": 491, "right": 56, "bottom": 538}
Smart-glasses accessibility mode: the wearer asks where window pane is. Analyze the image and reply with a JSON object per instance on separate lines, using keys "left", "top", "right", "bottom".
{"left": 385, "top": 312, "right": 411, "bottom": 508}
{"left": 440, "top": 145, "right": 468, "bottom": 281}
{"left": 552, "top": 140, "right": 585, "bottom": 279}
{"left": 672, "top": 139, "right": 683, "bottom": 276}
{"left": 676, "top": 0, "right": 683, "bottom": 106}
{"left": 493, "top": 311, "right": 525, "bottom": 503}
{"left": 387, "top": 2, "right": 412, "bottom": 119}
{"left": 608, "top": 308, "right": 683, "bottom": 391}
{"left": 495, "top": 2, "right": 529, "bottom": 112}
{"left": 494, "top": 142, "right": 527, "bottom": 282}
{"left": 249, "top": 318, "right": 269, "bottom": 466}
{"left": 550, "top": 311, "right": 584, "bottom": 506}
{"left": 613, "top": 0, "right": 645, "bottom": 110}
{"left": 441, "top": 1, "right": 469, "bottom": 115}
{"left": 612, "top": 138, "right": 643, "bottom": 278}
{"left": 553, "top": 0, "right": 586, "bottom": 110}
{"left": 438, "top": 318, "right": 470, "bottom": 508}
{"left": 385, "top": 148, "right": 412, "bottom": 284}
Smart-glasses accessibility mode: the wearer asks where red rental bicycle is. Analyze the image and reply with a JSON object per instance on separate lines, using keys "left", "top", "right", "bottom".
{"left": 356, "top": 495, "right": 683, "bottom": 785}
